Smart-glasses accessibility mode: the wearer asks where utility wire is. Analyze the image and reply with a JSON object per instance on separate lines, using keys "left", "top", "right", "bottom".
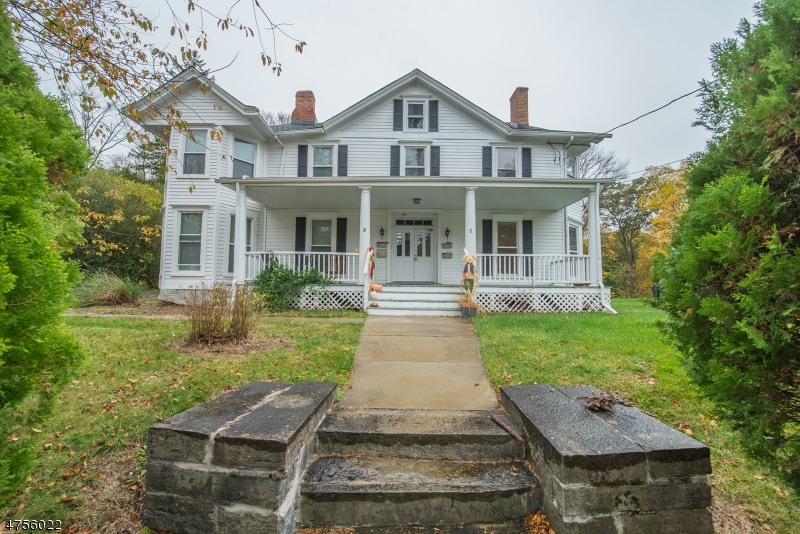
{"left": 616, "top": 158, "right": 687, "bottom": 182}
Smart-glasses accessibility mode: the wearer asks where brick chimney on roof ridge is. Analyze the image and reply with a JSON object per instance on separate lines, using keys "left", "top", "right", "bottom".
{"left": 510, "top": 87, "right": 529, "bottom": 126}
{"left": 291, "top": 90, "right": 316, "bottom": 123}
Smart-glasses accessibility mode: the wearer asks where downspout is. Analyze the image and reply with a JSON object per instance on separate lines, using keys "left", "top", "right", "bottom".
{"left": 273, "top": 133, "right": 286, "bottom": 177}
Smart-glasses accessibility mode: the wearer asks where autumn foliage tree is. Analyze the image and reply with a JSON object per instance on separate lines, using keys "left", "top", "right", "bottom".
{"left": 654, "top": 0, "right": 800, "bottom": 481}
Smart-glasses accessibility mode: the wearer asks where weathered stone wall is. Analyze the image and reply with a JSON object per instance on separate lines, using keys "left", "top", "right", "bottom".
{"left": 501, "top": 384, "right": 714, "bottom": 534}
{"left": 143, "top": 381, "right": 337, "bottom": 534}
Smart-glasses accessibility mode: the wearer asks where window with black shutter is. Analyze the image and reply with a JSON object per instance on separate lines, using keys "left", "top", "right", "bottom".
{"left": 297, "top": 145, "right": 308, "bottom": 177}
{"left": 522, "top": 147, "right": 532, "bottom": 178}
{"left": 428, "top": 100, "right": 438, "bottom": 132}
{"left": 393, "top": 99, "right": 403, "bottom": 131}
{"left": 482, "top": 147, "right": 492, "bottom": 177}
{"left": 338, "top": 145, "right": 348, "bottom": 177}
{"left": 430, "top": 146, "right": 440, "bottom": 176}
{"left": 390, "top": 146, "right": 400, "bottom": 176}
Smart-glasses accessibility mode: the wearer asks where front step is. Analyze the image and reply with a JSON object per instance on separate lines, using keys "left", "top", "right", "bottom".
{"left": 330, "top": 525, "right": 528, "bottom": 533}
{"left": 316, "top": 409, "right": 525, "bottom": 461}
{"left": 368, "top": 286, "right": 464, "bottom": 316}
{"left": 299, "top": 456, "right": 540, "bottom": 527}
{"left": 367, "top": 307, "right": 462, "bottom": 316}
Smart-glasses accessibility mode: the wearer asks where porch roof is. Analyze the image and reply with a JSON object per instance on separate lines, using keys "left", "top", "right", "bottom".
{"left": 216, "top": 176, "right": 612, "bottom": 211}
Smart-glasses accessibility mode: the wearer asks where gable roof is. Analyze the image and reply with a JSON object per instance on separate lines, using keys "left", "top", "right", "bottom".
{"left": 129, "top": 67, "right": 274, "bottom": 138}
{"left": 320, "top": 69, "right": 611, "bottom": 144}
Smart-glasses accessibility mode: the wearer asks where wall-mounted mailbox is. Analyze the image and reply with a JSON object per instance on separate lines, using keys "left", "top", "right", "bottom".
{"left": 441, "top": 242, "right": 453, "bottom": 249}
{"left": 441, "top": 252, "right": 453, "bottom": 259}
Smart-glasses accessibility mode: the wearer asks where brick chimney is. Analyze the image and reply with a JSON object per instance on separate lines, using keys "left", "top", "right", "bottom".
{"left": 291, "top": 90, "right": 316, "bottom": 123}
{"left": 510, "top": 87, "right": 529, "bottom": 126}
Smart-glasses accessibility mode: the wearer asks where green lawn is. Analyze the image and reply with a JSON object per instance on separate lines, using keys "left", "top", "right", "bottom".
{"left": 1, "top": 316, "right": 361, "bottom": 531}
{"left": 474, "top": 299, "right": 799, "bottom": 534}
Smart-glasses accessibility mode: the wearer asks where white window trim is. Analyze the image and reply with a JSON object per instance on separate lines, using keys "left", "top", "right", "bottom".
{"left": 494, "top": 146, "right": 519, "bottom": 178}
{"left": 307, "top": 216, "right": 338, "bottom": 253}
{"left": 172, "top": 208, "right": 207, "bottom": 276}
{"left": 177, "top": 129, "right": 210, "bottom": 178}
{"left": 402, "top": 145, "right": 428, "bottom": 177}
{"left": 403, "top": 99, "right": 428, "bottom": 133}
{"left": 231, "top": 136, "right": 258, "bottom": 178}
{"left": 226, "top": 211, "right": 256, "bottom": 274}
{"left": 491, "top": 216, "right": 524, "bottom": 255}
{"left": 567, "top": 217, "right": 584, "bottom": 255}
{"left": 308, "top": 144, "right": 338, "bottom": 177}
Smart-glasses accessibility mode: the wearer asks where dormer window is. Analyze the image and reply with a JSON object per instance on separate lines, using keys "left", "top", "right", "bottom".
{"left": 407, "top": 102, "right": 424, "bottom": 129}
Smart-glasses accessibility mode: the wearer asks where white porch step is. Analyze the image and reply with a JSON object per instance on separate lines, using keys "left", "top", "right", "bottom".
{"left": 374, "top": 292, "right": 461, "bottom": 302}
{"left": 372, "top": 300, "right": 461, "bottom": 310}
{"left": 367, "top": 307, "right": 462, "bottom": 317}
{"left": 379, "top": 285, "right": 461, "bottom": 294}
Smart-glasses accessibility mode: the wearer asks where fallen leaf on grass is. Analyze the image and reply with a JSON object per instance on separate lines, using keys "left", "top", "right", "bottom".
{"left": 8, "top": 434, "right": 19, "bottom": 441}
{"left": 754, "top": 474, "right": 766, "bottom": 480}
{"left": 31, "top": 428, "right": 42, "bottom": 433}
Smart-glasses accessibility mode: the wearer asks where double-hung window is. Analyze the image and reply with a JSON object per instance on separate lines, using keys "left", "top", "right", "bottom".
{"left": 566, "top": 156, "right": 577, "bottom": 179}
{"left": 497, "top": 148, "right": 517, "bottom": 177}
{"left": 313, "top": 146, "right": 334, "bottom": 177}
{"left": 233, "top": 138, "right": 255, "bottom": 178}
{"left": 405, "top": 147, "right": 425, "bottom": 176}
{"left": 568, "top": 225, "right": 580, "bottom": 254}
{"left": 228, "top": 215, "right": 252, "bottom": 272}
{"left": 183, "top": 131, "right": 207, "bottom": 175}
{"left": 407, "top": 102, "right": 424, "bottom": 130}
{"left": 178, "top": 212, "right": 203, "bottom": 271}
{"left": 310, "top": 219, "right": 332, "bottom": 252}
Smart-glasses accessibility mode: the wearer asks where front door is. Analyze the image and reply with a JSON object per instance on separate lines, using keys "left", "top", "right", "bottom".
{"left": 393, "top": 226, "right": 436, "bottom": 282}
{"left": 497, "top": 221, "right": 518, "bottom": 274}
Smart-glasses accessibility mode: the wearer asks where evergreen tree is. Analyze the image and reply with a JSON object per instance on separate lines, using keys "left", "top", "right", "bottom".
{"left": 0, "top": 8, "right": 89, "bottom": 496}
{"left": 655, "top": 0, "right": 800, "bottom": 482}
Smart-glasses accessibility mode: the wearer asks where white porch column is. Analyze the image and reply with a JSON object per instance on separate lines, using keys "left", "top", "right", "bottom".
{"left": 233, "top": 182, "right": 248, "bottom": 284}
{"left": 587, "top": 184, "right": 602, "bottom": 286}
{"left": 358, "top": 186, "right": 371, "bottom": 283}
{"left": 464, "top": 187, "right": 477, "bottom": 255}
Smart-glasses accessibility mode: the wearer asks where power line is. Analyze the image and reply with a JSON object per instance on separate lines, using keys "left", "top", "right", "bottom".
{"left": 585, "top": 88, "right": 702, "bottom": 145}
{"left": 617, "top": 158, "right": 686, "bottom": 181}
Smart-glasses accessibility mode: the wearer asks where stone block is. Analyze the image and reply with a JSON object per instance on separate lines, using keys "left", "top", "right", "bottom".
{"left": 145, "top": 460, "right": 212, "bottom": 498}
{"left": 212, "top": 469, "right": 284, "bottom": 509}
{"left": 557, "top": 386, "right": 711, "bottom": 479}
{"left": 618, "top": 507, "right": 714, "bottom": 533}
{"left": 214, "top": 381, "right": 337, "bottom": 470}
{"left": 142, "top": 492, "right": 215, "bottom": 534}
{"left": 542, "top": 497, "right": 617, "bottom": 534}
{"left": 501, "top": 385, "right": 647, "bottom": 485}
{"left": 148, "top": 381, "right": 286, "bottom": 462}
{"left": 218, "top": 504, "right": 279, "bottom": 534}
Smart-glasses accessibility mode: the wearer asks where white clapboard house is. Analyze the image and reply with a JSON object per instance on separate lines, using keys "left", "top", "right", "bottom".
{"left": 134, "top": 68, "right": 614, "bottom": 315}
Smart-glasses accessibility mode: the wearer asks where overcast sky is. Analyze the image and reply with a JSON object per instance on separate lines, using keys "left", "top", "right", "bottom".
{"left": 136, "top": 0, "right": 755, "bottom": 174}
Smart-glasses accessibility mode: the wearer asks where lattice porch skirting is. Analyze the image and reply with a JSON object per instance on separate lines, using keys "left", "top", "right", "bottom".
{"left": 291, "top": 287, "right": 364, "bottom": 310}
{"left": 475, "top": 288, "right": 612, "bottom": 313}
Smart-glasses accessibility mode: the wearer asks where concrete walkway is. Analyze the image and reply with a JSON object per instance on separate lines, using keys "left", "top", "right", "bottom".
{"left": 339, "top": 316, "right": 498, "bottom": 410}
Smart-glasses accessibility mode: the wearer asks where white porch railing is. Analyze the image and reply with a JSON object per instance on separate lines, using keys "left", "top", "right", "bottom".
{"left": 245, "top": 252, "right": 360, "bottom": 283}
{"left": 476, "top": 254, "right": 591, "bottom": 285}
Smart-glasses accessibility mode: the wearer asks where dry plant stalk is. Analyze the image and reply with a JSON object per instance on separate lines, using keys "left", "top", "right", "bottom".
{"left": 186, "top": 284, "right": 261, "bottom": 344}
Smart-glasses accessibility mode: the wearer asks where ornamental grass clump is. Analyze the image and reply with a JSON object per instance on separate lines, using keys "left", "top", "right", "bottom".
{"left": 186, "top": 284, "right": 261, "bottom": 344}
{"left": 73, "top": 271, "right": 147, "bottom": 306}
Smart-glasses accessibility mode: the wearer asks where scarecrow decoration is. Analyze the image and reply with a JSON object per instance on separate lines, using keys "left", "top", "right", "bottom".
{"left": 460, "top": 249, "right": 480, "bottom": 313}
{"left": 365, "top": 246, "right": 382, "bottom": 299}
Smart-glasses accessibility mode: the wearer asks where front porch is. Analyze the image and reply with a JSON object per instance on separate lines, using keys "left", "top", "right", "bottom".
{"left": 222, "top": 176, "right": 612, "bottom": 314}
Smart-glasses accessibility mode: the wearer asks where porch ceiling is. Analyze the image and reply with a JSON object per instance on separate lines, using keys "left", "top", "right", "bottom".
{"left": 222, "top": 181, "right": 597, "bottom": 211}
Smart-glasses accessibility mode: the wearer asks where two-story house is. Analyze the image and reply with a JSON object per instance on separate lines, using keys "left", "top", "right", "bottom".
{"left": 134, "top": 68, "right": 615, "bottom": 315}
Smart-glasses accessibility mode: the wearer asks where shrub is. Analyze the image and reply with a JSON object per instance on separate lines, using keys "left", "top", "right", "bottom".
{"left": 252, "top": 258, "right": 332, "bottom": 312}
{"left": 73, "top": 271, "right": 147, "bottom": 306}
{"left": 186, "top": 284, "right": 261, "bottom": 344}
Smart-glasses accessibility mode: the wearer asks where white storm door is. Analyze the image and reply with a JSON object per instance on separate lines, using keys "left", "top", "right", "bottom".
{"left": 413, "top": 228, "right": 435, "bottom": 282}
{"left": 394, "top": 229, "right": 414, "bottom": 281}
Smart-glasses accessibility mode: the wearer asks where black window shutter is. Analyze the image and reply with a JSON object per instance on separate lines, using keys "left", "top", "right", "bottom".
{"left": 297, "top": 145, "right": 308, "bottom": 177}
{"left": 482, "top": 220, "right": 493, "bottom": 253}
{"left": 522, "top": 220, "right": 533, "bottom": 254}
{"left": 338, "top": 145, "right": 348, "bottom": 177}
{"left": 482, "top": 147, "right": 492, "bottom": 177}
{"left": 336, "top": 218, "right": 347, "bottom": 253}
{"left": 430, "top": 146, "right": 440, "bottom": 176}
{"left": 522, "top": 147, "right": 532, "bottom": 178}
{"left": 393, "top": 99, "right": 403, "bottom": 131}
{"left": 390, "top": 145, "right": 400, "bottom": 176}
{"left": 295, "top": 217, "right": 307, "bottom": 251}
{"left": 429, "top": 100, "right": 438, "bottom": 132}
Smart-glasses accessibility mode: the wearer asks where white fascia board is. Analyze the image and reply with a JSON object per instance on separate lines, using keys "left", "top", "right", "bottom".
{"left": 216, "top": 176, "right": 615, "bottom": 188}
